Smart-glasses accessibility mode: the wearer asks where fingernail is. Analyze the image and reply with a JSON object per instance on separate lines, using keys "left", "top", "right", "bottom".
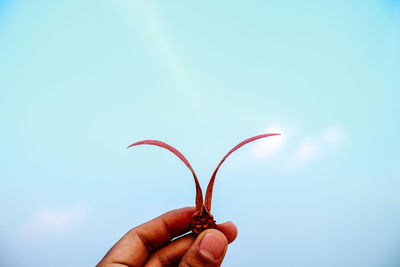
{"left": 199, "top": 233, "right": 226, "bottom": 260}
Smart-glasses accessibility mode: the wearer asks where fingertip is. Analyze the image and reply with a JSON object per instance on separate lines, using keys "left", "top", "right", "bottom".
{"left": 216, "top": 221, "right": 238, "bottom": 243}
{"left": 170, "top": 206, "right": 196, "bottom": 214}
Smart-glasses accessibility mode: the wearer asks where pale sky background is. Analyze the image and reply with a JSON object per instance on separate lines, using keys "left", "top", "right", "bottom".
{"left": 1, "top": 1, "right": 400, "bottom": 266}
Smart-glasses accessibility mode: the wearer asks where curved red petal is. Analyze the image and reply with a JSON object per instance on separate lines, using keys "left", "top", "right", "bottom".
{"left": 204, "top": 133, "right": 281, "bottom": 211}
{"left": 128, "top": 140, "right": 203, "bottom": 212}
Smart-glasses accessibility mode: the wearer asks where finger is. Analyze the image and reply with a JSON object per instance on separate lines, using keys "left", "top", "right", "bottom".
{"left": 216, "top": 221, "right": 238, "bottom": 243}
{"left": 98, "top": 207, "right": 195, "bottom": 267}
{"left": 145, "top": 221, "right": 237, "bottom": 266}
{"left": 144, "top": 233, "right": 194, "bottom": 267}
{"left": 178, "top": 229, "right": 229, "bottom": 267}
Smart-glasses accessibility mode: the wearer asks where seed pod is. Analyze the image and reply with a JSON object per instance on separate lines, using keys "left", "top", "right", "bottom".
{"left": 128, "top": 133, "right": 280, "bottom": 234}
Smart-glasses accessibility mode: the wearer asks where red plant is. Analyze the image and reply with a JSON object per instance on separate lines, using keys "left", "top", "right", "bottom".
{"left": 128, "top": 133, "right": 280, "bottom": 234}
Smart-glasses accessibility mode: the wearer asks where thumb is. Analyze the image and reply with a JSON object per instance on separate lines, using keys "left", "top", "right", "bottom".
{"left": 179, "top": 229, "right": 229, "bottom": 267}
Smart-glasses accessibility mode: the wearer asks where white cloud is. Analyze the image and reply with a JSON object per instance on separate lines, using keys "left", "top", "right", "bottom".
{"left": 252, "top": 126, "right": 286, "bottom": 159}
{"left": 21, "top": 202, "right": 88, "bottom": 238}
{"left": 292, "top": 139, "right": 321, "bottom": 166}
{"left": 291, "top": 126, "right": 344, "bottom": 168}
{"left": 322, "top": 127, "right": 343, "bottom": 146}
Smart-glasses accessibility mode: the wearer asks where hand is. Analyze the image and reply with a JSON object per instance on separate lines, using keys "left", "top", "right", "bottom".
{"left": 97, "top": 207, "right": 238, "bottom": 267}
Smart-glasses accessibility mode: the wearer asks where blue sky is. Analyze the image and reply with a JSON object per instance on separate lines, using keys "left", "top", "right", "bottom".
{"left": 1, "top": 1, "right": 400, "bottom": 266}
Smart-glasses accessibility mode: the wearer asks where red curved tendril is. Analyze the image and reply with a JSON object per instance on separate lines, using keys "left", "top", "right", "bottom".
{"left": 204, "top": 133, "right": 281, "bottom": 212}
{"left": 127, "top": 140, "right": 204, "bottom": 213}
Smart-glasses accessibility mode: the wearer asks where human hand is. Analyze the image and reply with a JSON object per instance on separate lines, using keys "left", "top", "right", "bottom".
{"left": 97, "top": 207, "right": 238, "bottom": 267}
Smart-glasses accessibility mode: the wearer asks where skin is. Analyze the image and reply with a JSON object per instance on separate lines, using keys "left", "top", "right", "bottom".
{"left": 97, "top": 207, "right": 238, "bottom": 267}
